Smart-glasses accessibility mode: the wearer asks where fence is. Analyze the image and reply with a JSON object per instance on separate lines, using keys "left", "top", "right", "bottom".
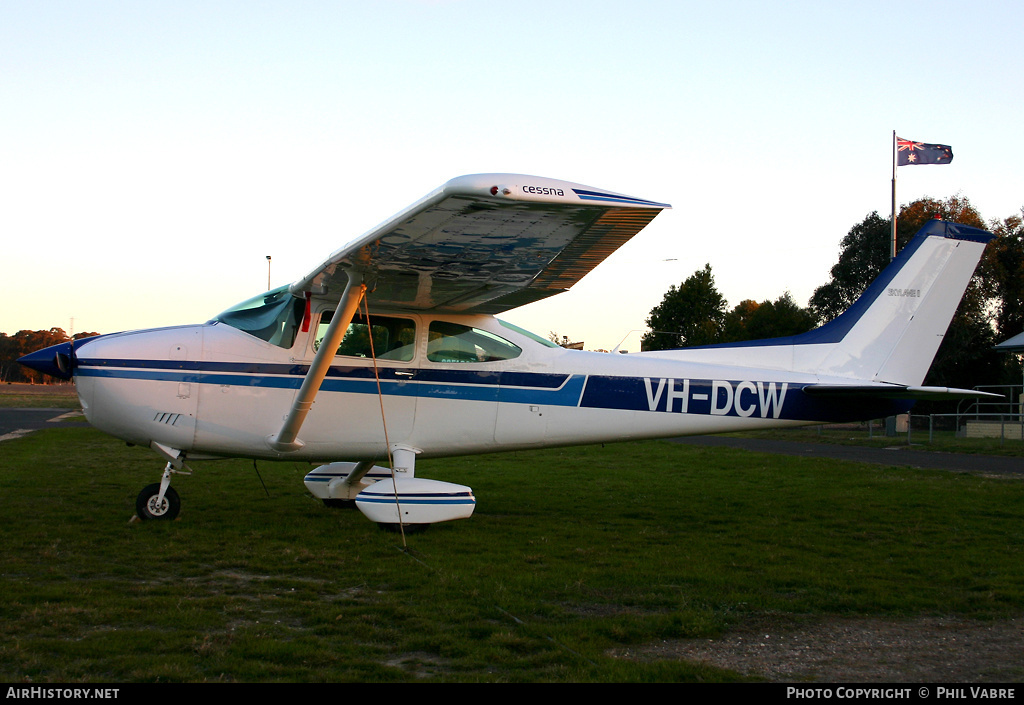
{"left": 809, "top": 384, "right": 1024, "bottom": 445}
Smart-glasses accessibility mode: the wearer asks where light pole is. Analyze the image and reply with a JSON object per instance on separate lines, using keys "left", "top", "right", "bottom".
{"left": 266, "top": 256, "right": 272, "bottom": 290}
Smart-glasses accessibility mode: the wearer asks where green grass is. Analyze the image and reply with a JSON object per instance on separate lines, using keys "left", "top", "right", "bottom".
{"left": 0, "top": 383, "right": 79, "bottom": 409}
{"left": 2, "top": 427, "right": 1024, "bottom": 682}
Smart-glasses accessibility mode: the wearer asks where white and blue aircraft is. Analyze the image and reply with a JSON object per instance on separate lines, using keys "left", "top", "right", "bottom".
{"left": 19, "top": 173, "right": 997, "bottom": 529}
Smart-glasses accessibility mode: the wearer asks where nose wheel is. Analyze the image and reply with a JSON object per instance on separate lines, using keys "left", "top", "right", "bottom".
{"left": 134, "top": 457, "right": 189, "bottom": 521}
{"left": 136, "top": 483, "right": 181, "bottom": 520}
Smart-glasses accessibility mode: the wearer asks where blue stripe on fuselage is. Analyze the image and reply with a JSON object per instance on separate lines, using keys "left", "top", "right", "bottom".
{"left": 74, "top": 360, "right": 911, "bottom": 422}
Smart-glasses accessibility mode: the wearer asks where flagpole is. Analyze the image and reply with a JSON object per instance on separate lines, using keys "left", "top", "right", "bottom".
{"left": 891, "top": 130, "right": 897, "bottom": 260}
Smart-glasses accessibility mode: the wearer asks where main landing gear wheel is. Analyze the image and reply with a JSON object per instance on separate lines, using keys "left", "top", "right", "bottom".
{"left": 136, "top": 483, "right": 181, "bottom": 521}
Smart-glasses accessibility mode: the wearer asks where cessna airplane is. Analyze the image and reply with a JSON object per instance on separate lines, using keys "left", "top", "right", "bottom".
{"left": 19, "top": 173, "right": 997, "bottom": 529}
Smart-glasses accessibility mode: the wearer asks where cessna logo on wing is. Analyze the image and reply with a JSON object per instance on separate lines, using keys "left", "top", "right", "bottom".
{"left": 522, "top": 185, "right": 565, "bottom": 197}
{"left": 643, "top": 378, "right": 789, "bottom": 418}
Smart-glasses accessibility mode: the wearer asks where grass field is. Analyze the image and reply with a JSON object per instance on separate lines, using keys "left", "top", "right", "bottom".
{"left": 0, "top": 382, "right": 79, "bottom": 409}
{"left": 2, "top": 421, "right": 1024, "bottom": 682}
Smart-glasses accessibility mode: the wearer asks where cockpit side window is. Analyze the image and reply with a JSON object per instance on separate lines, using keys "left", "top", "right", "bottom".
{"left": 315, "top": 312, "right": 416, "bottom": 361}
{"left": 211, "top": 286, "right": 305, "bottom": 349}
{"left": 427, "top": 321, "right": 522, "bottom": 363}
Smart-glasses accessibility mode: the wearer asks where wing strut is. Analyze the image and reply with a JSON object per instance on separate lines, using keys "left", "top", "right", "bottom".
{"left": 267, "top": 273, "right": 366, "bottom": 453}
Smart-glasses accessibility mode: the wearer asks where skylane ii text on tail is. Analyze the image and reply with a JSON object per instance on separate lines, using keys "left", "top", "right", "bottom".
{"left": 19, "top": 174, "right": 997, "bottom": 529}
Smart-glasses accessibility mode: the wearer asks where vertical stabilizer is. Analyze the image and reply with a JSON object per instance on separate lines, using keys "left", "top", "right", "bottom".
{"left": 798, "top": 220, "right": 993, "bottom": 384}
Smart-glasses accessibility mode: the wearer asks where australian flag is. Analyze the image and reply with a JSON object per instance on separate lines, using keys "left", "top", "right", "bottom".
{"left": 897, "top": 137, "right": 953, "bottom": 166}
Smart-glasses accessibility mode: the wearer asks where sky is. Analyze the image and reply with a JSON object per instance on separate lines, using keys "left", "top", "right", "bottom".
{"left": 3, "top": 0, "right": 1022, "bottom": 351}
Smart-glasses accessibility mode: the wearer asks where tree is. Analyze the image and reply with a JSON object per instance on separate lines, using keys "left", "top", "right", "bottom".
{"left": 644, "top": 269, "right": 815, "bottom": 351}
{"left": 722, "top": 299, "right": 760, "bottom": 343}
{"left": 0, "top": 333, "right": 18, "bottom": 383}
{"left": 743, "top": 292, "right": 816, "bottom": 341}
{"left": 979, "top": 211, "right": 1024, "bottom": 388}
{"left": 641, "top": 264, "right": 726, "bottom": 351}
{"left": 986, "top": 210, "right": 1024, "bottom": 341}
{"left": 9, "top": 328, "right": 71, "bottom": 384}
{"left": 808, "top": 212, "right": 892, "bottom": 324}
{"left": 721, "top": 294, "right": 815, "bottom": 343}
{"left": 0, "top": 328, "right": 99, "bottom": 384}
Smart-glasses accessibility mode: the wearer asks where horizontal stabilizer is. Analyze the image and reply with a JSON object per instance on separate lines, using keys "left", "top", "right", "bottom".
{"left": 803, "top": 384, "right": 1002, "bottom": 401}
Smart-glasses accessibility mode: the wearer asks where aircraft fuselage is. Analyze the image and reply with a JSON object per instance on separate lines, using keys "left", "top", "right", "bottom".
{"left": 68, "top": 311, "right": 908, "bottom": 464}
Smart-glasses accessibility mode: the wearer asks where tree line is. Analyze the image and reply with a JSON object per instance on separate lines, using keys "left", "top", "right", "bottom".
{"left": 642, "top": 195, "right": 1024, "bottom": 396}
{"left": 0, "top": 329, "right": 100, "bottom": 384}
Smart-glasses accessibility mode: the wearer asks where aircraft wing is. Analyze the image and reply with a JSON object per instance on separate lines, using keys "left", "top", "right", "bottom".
{"left": 802, "top": 384, "right": 1002, "bottom": 400}
{"left": 289, "top": 174, "right": 670, "bottom": 314}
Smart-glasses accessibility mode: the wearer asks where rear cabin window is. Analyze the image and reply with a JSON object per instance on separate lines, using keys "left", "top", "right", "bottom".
{"left": 315, "top": 312, "right": 416, "bottom": 361}
{"left": 427, "top": 321, "right": 522, "bottom": 363}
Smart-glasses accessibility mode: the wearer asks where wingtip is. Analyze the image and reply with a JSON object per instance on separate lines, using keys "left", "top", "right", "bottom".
{"left": 442, "top": 173, "right": 671, "bottom": 209}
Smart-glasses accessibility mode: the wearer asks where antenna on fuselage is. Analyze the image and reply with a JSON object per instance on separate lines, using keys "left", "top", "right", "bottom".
{"left": 611, "top": 329, "right": 644, "bottom": 354}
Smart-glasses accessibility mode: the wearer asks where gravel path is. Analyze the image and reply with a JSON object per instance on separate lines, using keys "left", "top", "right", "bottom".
{"left": 612, "top": 615, "right": 1024, "bottom": 682}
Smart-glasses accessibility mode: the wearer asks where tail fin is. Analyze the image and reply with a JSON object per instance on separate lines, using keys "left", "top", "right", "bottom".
{"left": 647, "top": 220, "right": 994, "bottom": 386}
{"left": 797, "top": 220, "right": 993, "bottom": 384}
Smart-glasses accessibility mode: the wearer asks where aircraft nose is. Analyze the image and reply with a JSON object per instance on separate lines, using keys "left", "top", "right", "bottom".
{"left": 17, "top": 341, "right": 76, "bottom": 380}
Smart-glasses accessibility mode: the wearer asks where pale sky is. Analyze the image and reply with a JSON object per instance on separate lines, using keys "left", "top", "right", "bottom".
{"left": 3, "top": 0, "right": 1022, "bottom": 350}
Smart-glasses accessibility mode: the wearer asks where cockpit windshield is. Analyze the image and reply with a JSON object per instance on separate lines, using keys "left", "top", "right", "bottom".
{"left": 211, "top": 285, "right": 305, "bottom": 348}
{"left": 498, "top": 320, "right": 561, "bottom": 348}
